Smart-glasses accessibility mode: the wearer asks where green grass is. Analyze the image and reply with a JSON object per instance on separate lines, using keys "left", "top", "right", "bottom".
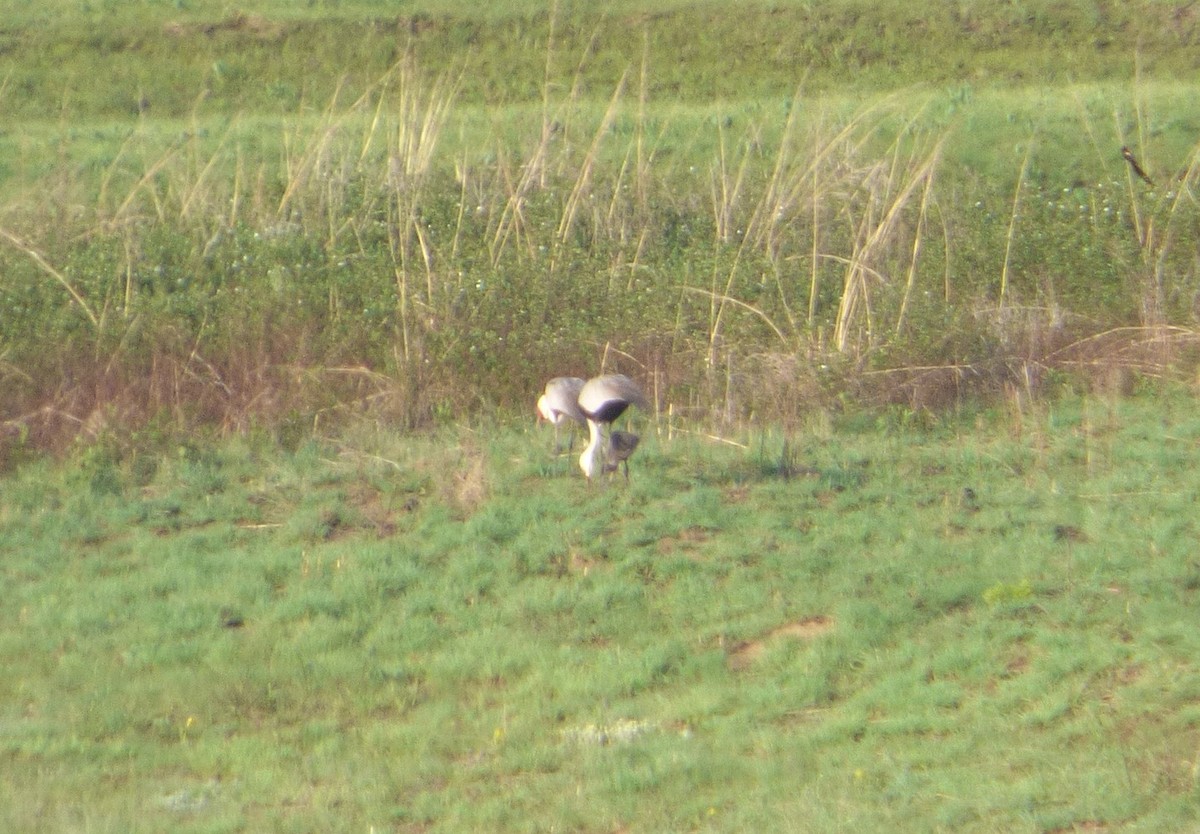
{"left": 0, "top": 0, "right": 1192, "bottom": 118}
{"left": 5, "top": 7, "right": 1200, "bottom": 826}
{"left": 4, "top": 0, "right": 1200, "bottom": 450}
{"left": 4, "top": 390, "right": 1200, "bottom": 831}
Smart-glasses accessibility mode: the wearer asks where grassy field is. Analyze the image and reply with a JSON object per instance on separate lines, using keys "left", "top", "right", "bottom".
{"left": 4, "top": 3, "right": 1200, "bottom": 830}
{"left": 4, "top": 389, "right": 1200, "bottom": 831}
{"left": 3, "top": 0, "right": 1200, "bottom": 455}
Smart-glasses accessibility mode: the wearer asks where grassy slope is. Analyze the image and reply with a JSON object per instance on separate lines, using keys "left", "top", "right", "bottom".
{"left": 0, "top": 0, "right": 1195, "bottom": 120}
{"left": 3, "top": 391, "right": 1200, "bottom": 832}
{"left": 3, "top": 5, "right": 1200, "bottom": 829}
{"left": 2, "top": 0, "right": 1200, "bottom": 436}
{"left": 4, "top": 11, "right": 1200, "bottom": 449}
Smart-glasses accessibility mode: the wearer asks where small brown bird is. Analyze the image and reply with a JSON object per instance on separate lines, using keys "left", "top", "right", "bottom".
{"left": 604, "top": 430, "right": 641, "bottom": 480}
{"left": 1122, "top": 146, "right": 1154, "bottom": 186}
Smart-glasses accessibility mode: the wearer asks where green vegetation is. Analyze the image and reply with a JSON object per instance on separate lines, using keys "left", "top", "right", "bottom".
{"left": 1, "top": 0, "right": 1196, "bottom": 117}
{"left": 4, "top": 392, "right": 1200, "bottom": 831}
{"left": 2, "top": 0, "right": 1200, "bottom": 457}
{"left": 4, "top": 5, "right": 1200, "bottom": 829}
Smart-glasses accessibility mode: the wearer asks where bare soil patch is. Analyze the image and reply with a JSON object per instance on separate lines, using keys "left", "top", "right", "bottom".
{"left": 728, "top": 615, "right": 835, "bottom": 671}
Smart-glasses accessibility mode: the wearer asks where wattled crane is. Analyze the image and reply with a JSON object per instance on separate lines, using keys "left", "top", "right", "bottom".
{"left": 577, "top": 374, "right": 648, "bottom": 481}
{"left": 536, "top": 376, "right": 586, "bottom": 454}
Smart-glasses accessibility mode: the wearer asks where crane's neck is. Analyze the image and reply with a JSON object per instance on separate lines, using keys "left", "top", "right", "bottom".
{"left": 579, "top": 419, "right": 608, "bottom": 480}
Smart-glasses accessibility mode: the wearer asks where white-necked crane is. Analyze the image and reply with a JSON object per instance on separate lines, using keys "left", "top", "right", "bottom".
{"left": 536, "top": 376, "right": 586, "bottom": 454}
{"left": 604, "top": 429, "right": 640, "bottom": 480}
{"left": 577, "top": 373, "right": 648, "bottom": 481}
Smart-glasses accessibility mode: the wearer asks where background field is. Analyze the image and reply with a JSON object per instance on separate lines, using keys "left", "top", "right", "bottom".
{"left": 6, "top": 392, "right": 1200, "bottom": 832}
{"left": 3, "top": 0, "right": 1200, "bottom": 454}
{"left": 3, "top": 2, "right": 1200, "bottom": 832}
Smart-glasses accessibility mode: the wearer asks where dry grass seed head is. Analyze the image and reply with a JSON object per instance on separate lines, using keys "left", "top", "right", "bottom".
{"left": 446, "top": 445, "right": 489, "bottom": 518}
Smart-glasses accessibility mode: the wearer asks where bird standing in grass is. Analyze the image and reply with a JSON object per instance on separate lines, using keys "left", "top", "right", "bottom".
{"left": 604, "top": 429, "right": 640, "bottom": 480}
{"left": 536, "top": 376, "right": 586, "bottom": 453}
{"left": 577, "top": 374, "right": 648, "bottom": 481}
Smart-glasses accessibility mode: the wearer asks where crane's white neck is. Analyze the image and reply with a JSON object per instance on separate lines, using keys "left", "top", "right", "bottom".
{"left": 579, "top": 419, "right": 608, "bottom": 480}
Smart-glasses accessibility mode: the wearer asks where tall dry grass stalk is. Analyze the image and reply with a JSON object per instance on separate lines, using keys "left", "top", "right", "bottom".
{"left": 556, "top": 70, "right": 628, "bottom": 246}
{"left": 699, "top": 97, "right": 946, "bottom": 361}
{"left": 0, "top": 228, "right": 98, "bottom": 331}
{"left": 488, "top": 13, "right": 640, "bottom": 274}
{"left": 832, "top": 127, "right": 945, "bottom": 353}
{"left": 385, "top": 63, "right": 460, "bottom": 363}
{"left": 998, "top": 137, "right": 1034, "bottom": 309}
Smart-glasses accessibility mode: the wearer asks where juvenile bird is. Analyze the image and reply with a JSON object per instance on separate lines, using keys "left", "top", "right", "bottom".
{"left": 604, "top": 430, "right": 641, "bottom": 480}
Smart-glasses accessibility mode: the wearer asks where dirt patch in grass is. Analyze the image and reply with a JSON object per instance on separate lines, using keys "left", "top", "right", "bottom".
{"left": 568, "top": 548, "right": 610, "bottom": 576}
{"left": 657, "top": 526, "right": 712, "bottom": 556}
{"left": 163, "top": 12, "right": 285, "bottom": 40}
{"left": 728, "top": 616, "right": 835, "bottom": 671}
{"left": 1045, "top": 821, "right": 1112, "bottom": 833}
{"left": 346, "top": 482, "right": 409, "bottom": 538}
{"left": 723, "top": 485, "right": 751, "bottom": 504}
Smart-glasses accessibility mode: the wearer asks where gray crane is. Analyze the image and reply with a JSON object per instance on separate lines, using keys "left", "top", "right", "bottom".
{"left": 576, "top": 374, "right": 648, "bottom": 481}
{"left": 536, "top": 376, "right": 586, "bottom": 453}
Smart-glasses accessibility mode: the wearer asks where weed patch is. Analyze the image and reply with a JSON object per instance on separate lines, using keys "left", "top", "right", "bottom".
{"left": 17, "top": 395, "right": 1200, "bottom": 829}
{"left": 4, "top": 7, "right": 1200, "bottom": 449}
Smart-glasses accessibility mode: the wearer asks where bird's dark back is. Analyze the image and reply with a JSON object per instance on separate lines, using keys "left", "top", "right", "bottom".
{"left": 587, "top": 400, "right": 631, "bottom": 424}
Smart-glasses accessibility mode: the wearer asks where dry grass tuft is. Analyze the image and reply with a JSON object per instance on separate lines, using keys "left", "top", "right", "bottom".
{"left": 447, "top": 445, "right": 489, "bottom": 518}
{"left": 727, "top": 615, "right": 835, "bottom": 671}
{"left": 1044, "top": 325, "right": 1200, "bottom": 385}
{"left": 736, "top": 352, "right": 831, "bottom": 428}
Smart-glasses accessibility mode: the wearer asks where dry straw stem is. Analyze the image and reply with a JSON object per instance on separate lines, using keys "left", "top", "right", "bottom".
{"left": 833, "top": 125, "right": 946, "bottom": 353}
{"left": 556, "top": 70, "right": 628, "bottom": 245}
{"left": 481, "top": 0, "right": 565, "bottom": 264}
{"left": 633, "top": 30, "right": 654, "bottom": 219}
{"left": 277, "top": 77, "right": 353, "bottom": 223}
{"left": 539, "top": 0, "right": 561, "bottom": 190}
{"left": 176, "top": 116, "right": 241, "bottom": 225}
{"left": 859, "top": 361, "right": 983, "bottom": 410}
{"left": 595, "top": 340, "right": 646, "bottom": 378}
{"left": 0, "top": 228, "right": 98, "bottom": 330}
{"left": 489, "top": 134, "right": 543, "bottom": 265}
{"left": 683, "top": 287, "right": 789, "bottom": 348}
{"left": 1044, "top": 325, "right": 1200, "bottom": 376}
{"left": 98, "top": 122, "right": 206, "bottom": 228}
{"left": 1145, "top": 145, "right": 1200, "bottom": 309}
{"left": 710, "top": 120, "right": 751, "bottom": 247}
{"left": 702, "top": 94, "right": 932, "bottom": 360}
{"left": 385, "top": 63, "right": 461, "bottom": 363}
{"left": 800, "top": 105, "right": 892, "bottom": 330}
{"left": 998, "top": 135, "right": 1034, "bottom": 310}
{"left": 894, "top": 146, "right": 939, "bottom": 338}
{"left": 490, "top": 16, "right": 615, "bottom": 268}
{"left": 601, "top": 50, "right": 664, "bottom": 291}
